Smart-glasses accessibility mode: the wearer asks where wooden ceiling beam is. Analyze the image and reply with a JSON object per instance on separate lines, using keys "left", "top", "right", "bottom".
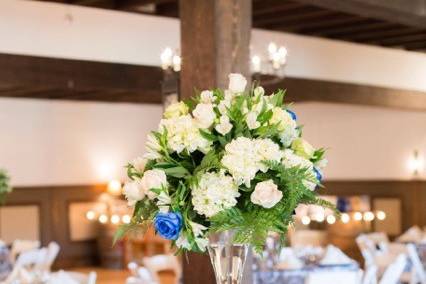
{"left": 258, "top": 10, "right": 336, "bottom": 30}
{"left": 377, "top": 33, "right": 426, "bottom": 46}
{"left": 262, "top": 76, "right": 426, "bottom": 111}
{"left": 0, "top": 53, "right": 162, "bottom": 104}
{"left": 292, "top": 0, "right": 426, "bottom": 29}
{"left": 347, "top": 27, "right": 422, "bottom": 42}
{"left": 312, "top": 21, "right": 399, "bottom": 37}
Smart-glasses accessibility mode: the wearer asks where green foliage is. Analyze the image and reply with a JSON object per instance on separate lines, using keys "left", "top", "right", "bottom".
{"left": 209, "top": 161, "right": 333, "bottom": 253}
{"left": 0, "top": 170, "right": 11, "bottom": 204}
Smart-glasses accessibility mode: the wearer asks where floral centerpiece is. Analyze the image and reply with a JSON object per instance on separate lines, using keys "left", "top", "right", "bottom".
{"left": 0, "top": 170, "right": 11, "bottom": 204}
{"left": 116, "top": 73, "right": 333, "bottom": 255}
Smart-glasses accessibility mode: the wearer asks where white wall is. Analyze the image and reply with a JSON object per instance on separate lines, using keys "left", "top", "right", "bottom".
{"left": 293, "top": 103, "right": 426, "bottom": 180}
{"left": 0, "top": 0, "right": 425, "bottom": 185}
{"left": 0, "top": 98, "right": 162, "bottom": 186}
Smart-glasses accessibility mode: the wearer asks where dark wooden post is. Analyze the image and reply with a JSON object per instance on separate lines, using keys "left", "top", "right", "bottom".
{"left": 180, "top": 0, "right": 252, "bottom": 283}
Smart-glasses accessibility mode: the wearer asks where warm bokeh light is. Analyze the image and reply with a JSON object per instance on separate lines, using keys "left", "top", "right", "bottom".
{"left": 408, "top": 150, "right": 424, "bottom": 175}
{"left": 326, "top": 215, "right": 336, "bottom": 224}
{"left": 86, "top": 210, "right": 95, "bottom": 220}
{"left": 111, "top": 214, "right": 120, "bottom": 224}
{"left": 314, "top": 213, "right": 325, "bottom": 223}
{"left": 301, "top": 216, "right": 311, "bottom": 225}
{"left": 122, "top": 214, "right": 131, "bottom": 224}
{"left": 353, "top": 212, "right": 363, "bottom": 221}
{"left": 99, "top": 214, "right": 108, "bottom": 224}
{"left": 363, "top": 211, "right": 375, "bottom": 222}
{"left": 107, "top": 179, "right": 122, "bottom": 196}
{"left": 341, "top": 213, "right": 350, "bottom": 223}
{"left": 376, "top": 210, "right": 386, "bottom": 220}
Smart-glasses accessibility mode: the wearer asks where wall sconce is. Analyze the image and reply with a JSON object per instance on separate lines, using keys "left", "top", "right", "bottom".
{"left": 160, "top": 47, "right": 180, "bottom": 108}
{"left": 408, "top": 150, "right": 424, "bottom": 177}
{"left": 252, "top": 42, "right": 288, "bottom": 77}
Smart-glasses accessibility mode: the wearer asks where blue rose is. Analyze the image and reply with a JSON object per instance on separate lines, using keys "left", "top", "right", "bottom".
{"left": 314, "top": 167, "right": 322, "bottom": 182}
{"left": 287, "top": 109, "right": 297, "bottom": 121}
{"left": 154, "top": 212, "right": 183, "bottom": 240}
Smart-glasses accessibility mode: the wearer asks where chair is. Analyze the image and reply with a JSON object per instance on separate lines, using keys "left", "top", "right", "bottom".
{"left": 290, "top": 230, "right": 328, "bottom": 247}
{"left": 406, "top": 243, "right": 426, "bottom": 284}
{"left": 362, "top": 265, "right": 378, "bottom": 284}
{"left": 143, "top": 254, "right": 180, "bottom": 284}
{"left": 9, "top": 240, "right": 40, "bottom": 263}
{"left": 378, "top": 254, "right": 407, "bottom": 284}
{"left": 35, "top": 241, "right": 60, "bottom": 272}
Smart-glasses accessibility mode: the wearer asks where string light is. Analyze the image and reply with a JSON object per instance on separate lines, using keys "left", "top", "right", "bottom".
{"left": 99, "top": 214, "right": 108, "bottom": 224}
{"left": 122, "top": 215, "right": 131, "bottom": 224}
{"left": 353, "top": 212, "right": 363, "bottom": 221}
{"left": 326, "top": 215, "right": 336, "bottom": 224}
{"left": 376, "top": 210, "right": 386, "bottom": 220}
{"left": 86, "top": 210, "right": 95, "bottom": 221}
{"left": 251, "top": 55, "right": 261, "bottom": 73}
{"left": 301, "top": 216, "right": 311, "bottom": 225}
{"left": 341, "top": 213, "right": 350, "bottom": 224}
{"left": 111, "top": 214, "right": 120, "bottom": 224}
{"left": 363, "top": 211, "right": 375, "bottom": 222}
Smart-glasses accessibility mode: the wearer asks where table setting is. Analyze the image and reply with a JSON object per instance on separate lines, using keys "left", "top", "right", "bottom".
{"left": 253, "top": 244, "right": 360, "bottom": 284}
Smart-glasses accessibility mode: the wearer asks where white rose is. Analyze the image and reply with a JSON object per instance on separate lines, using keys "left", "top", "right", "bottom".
{"left": 132, "top": 157, "right": 146, "bottom": 172}
{"left": 215, "top": 115, "right": 233, "bottom": 135}
{"left": 163, "top": 101, "right": 188, "bottom": 119}
{"left": 193, "top": 103, "right": 216, "bottom": 129}
{"left": 200, "top": 90, "right": 215, "bottom": 104}
{"left": 246, "top": 111, "right": 260, "bottom": 129}
{"left": 141, "top": 169, "right": 168, "bottom": 200}
{"left": 123, "top": 180, "right": 145, "bottom": 206}
{"left": 228, "top": 73, "right": 247, "bottom": 93}
{"left": 250, "top": 180, "right": 283, "bottom": 208}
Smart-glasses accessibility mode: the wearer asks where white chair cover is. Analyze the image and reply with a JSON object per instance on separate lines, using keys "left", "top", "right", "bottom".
{"left": 143, "top": 254, "right": 180, "bottom": 284}
{"left": 10, "top": 240, "right": 40, "bottom": 263}
{"left": 362, "top": 265, "right": 378, "bottom": 284}
{"left": 406, "top": 243, "right": 426, "bottom": 284}
{"left": 378, "top": 254, "right": 407, "bottom": 284}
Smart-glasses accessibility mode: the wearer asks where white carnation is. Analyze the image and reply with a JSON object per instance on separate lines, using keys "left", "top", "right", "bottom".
{"left": 279, "top": 125, "right": 299, "bottom": 147}
{"left": 192, "top": 171, "right": 240, "bottom": 217}
{"left": 141, "top": 169, "right": 168, "bottom": 200}
{"left": 193, "top": 103, "right": 216, "bottom": 129}
{"left": 250, "top": 180, "right": 283, "bottom": 208}
{"left": 228, "top": 73, "right": 247, "bottom": 93}
{"left": 159, "top": 115, "right": 212, "bottom": 154}
{"left": 246, "top": 111, "right": 260, "bottom": 129}
{"left": 215, "top": 115, "right": 233, "bottom": 135}
{"left": 123, "top": 180, "right": 145, "bottom": 206}
{"left": 222, "top": 137, "right": 282, "bottom": 187}
{"left": 200, "top": 90, "right": 215, "bottom": 104}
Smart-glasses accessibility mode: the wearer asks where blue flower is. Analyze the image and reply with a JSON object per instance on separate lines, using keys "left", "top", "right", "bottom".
{"left": 154, "top": 212, "right": 183, "bottom": 240}
{"left": 314, "top": 167, "right": 322, "bottom": 182}
{"left": 287, "top": 110, "right": 297, "bottom": 121}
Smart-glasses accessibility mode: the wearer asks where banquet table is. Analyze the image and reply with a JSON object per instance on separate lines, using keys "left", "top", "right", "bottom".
{"left": 253, "top": 263, "right": 360, "bottom": 284}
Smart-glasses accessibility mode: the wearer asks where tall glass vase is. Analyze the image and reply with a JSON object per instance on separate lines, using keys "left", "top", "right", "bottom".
{"left": 207, "top": 230, "right": 249, "bottom": 284}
